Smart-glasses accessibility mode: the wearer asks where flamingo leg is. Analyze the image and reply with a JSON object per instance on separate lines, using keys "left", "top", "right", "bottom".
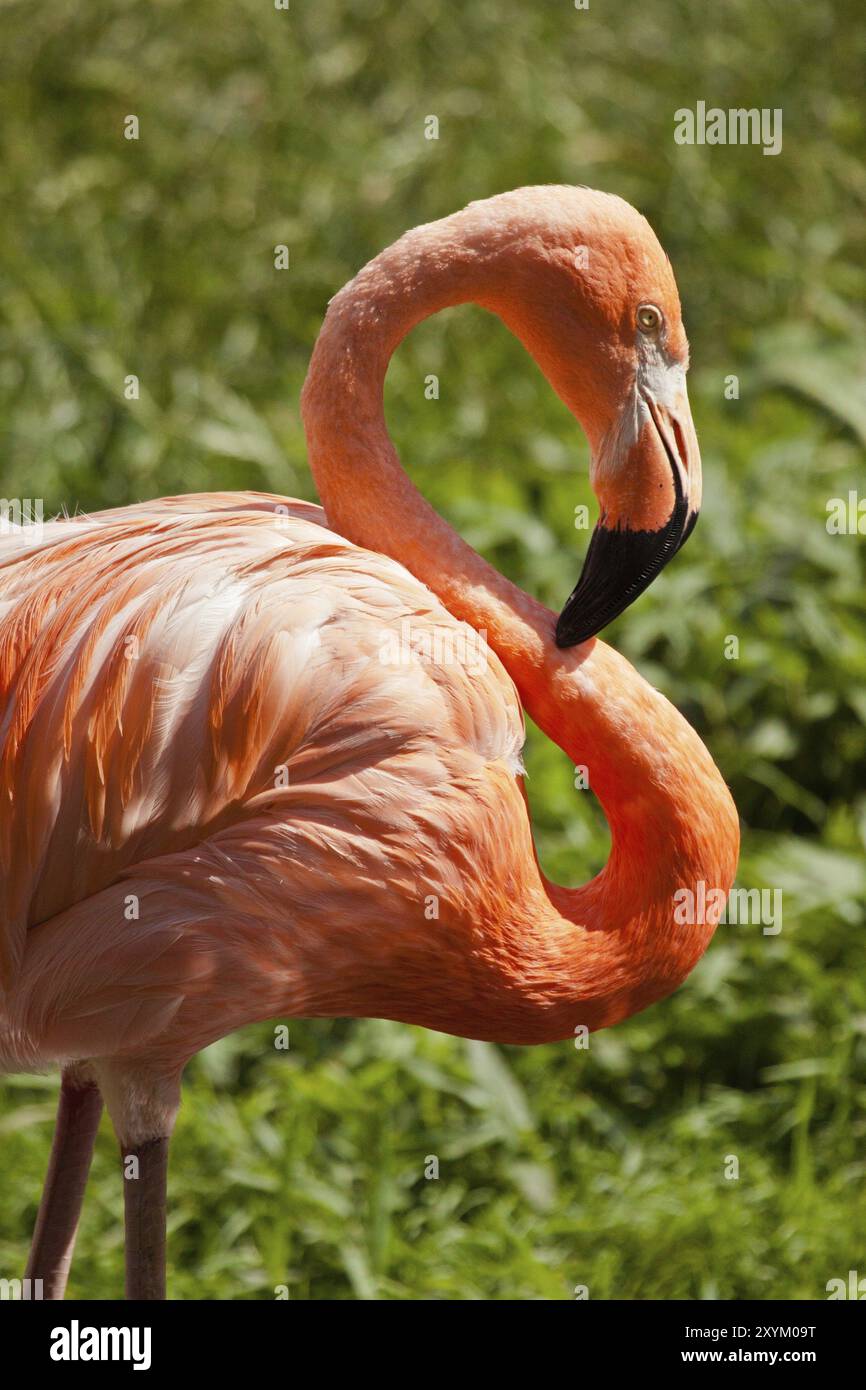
{"left": 123, "top": 1136, "right": 170, "bottom": 1300}
{"left": 25, "top": 1067, "right": 103, "bottom": 1300}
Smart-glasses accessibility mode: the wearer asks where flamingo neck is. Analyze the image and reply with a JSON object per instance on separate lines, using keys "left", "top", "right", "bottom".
{"left": 301, "top": 212, "right": 739, "bottom": 1038}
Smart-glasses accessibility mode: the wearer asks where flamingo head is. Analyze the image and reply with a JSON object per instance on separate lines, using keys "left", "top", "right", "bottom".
{"left": 476, "top": 186, "right": 702, "bottom": 647}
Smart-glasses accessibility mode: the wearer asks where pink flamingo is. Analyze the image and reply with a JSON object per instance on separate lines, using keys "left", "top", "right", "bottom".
{"left": 0, "top": 187, "right": 738, "bottom": 1299}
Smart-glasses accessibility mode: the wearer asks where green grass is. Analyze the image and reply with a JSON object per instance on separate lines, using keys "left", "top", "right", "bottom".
{"left": 1, "top": 0, "right": 865, "bottom": 1298}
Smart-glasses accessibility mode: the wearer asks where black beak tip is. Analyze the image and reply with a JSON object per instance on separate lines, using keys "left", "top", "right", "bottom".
{"left": 554, "top": 611, "right": 592, "bottom": 649}
{"left": 555, "top": 502, "right": 698, "bottom": 652}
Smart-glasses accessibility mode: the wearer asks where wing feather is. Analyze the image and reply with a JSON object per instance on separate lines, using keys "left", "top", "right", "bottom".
{"left": 0, "top": 493, "right": 524, "bottom": 998}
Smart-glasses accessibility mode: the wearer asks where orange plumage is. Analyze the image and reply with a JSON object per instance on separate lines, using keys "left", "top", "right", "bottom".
{"left": 1, "top": 187, "right": 738, "bottom": 1298}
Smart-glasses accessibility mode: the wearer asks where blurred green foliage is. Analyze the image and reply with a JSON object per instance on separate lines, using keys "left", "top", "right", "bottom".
{"left": 1, "top": 0, "right": 865, "bottom": 1299}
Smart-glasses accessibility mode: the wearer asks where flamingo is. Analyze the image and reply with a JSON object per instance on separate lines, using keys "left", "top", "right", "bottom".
{"left": 1, "top": 186, "right": 738, "bottom": 1300}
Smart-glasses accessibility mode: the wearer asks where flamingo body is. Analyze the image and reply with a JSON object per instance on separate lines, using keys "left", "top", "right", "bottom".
{"left": 0, "top": 186, "right": 739, "bottom": 1297}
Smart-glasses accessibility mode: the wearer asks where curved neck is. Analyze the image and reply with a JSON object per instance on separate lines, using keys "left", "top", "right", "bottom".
{"left": 301, "top": 211, "right": 739, "bottom": 1037}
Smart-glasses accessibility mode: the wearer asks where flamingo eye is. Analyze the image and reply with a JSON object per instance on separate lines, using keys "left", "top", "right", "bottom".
{"left": 637, "top": 303, "right": 663, "bottom": 334}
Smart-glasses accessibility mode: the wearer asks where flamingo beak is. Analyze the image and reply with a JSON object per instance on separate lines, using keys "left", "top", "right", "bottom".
{"left": 555, "top": 386, "right": 702, "bottom": 648}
